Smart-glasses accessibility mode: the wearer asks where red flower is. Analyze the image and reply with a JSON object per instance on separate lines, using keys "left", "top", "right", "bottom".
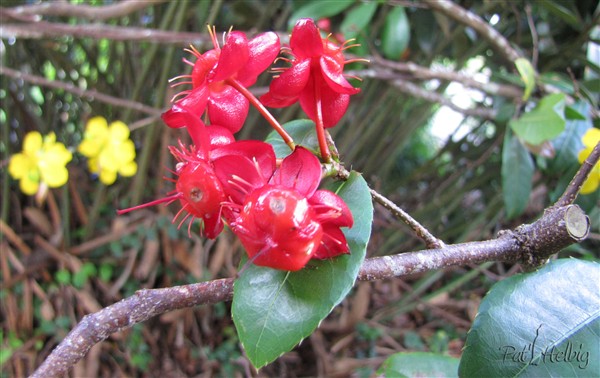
{"left": 163, "top": 28, "right": 280, "bottom": 133}
{"left": 261, "top": 18, "right": 360, "bottom": 128}
{"left": 220, "top": 147, "right": 353, "bottom": 271}
{"left": 118, "top": 111, "right": 276, "bottom": 239}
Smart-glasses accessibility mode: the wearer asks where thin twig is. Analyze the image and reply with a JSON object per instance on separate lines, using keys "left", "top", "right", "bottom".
{"left": 0, "top": 20, "right": 211, "bottom": 45}
{"left": 0, "top": 66, "right": 161, "bottom": 117}
{"left": 422, "top": 0, "right": 565, "bottom": 98}
{"left": 346, "top": 68, "right": 501, "bottom": 119}
{"left": 525, "top": 4, "right": 539, "bottom": 68}
{"left": 555, "top": 141, "right": 600, "bottom": 208}
{"left": 365, "top": 59, "right": 523, "bottom": 99}
{"left": 329, "top": 161, "right": 445, "bottom": 249}
{"left": 369, "top": 189, "right": 446, "bottom": 249}
{"left": 422, "top": 0, "right": 521, "bottom": 63}
{"left": 387, "top": 77, "right": 497, "bottom": 119}
{"left": 1, "top": 0, "right": 167, "bottom": 22}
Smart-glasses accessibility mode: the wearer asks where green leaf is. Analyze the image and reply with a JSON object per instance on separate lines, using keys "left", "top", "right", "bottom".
{"left": 538, "top": 73, "right": 575, "bottom": 94}
{"left": 509, "top": 93, "right": 566, "bottom": 145}
{"left": 378, "top": 352, "right": 459, "bottom": 378}
{"left": 459, "top": 259, "right": 600, "bottom": 377}
{"left": 232, "top": 172, "right": 373, "bottom": 369}
{"left": 515, "top": 58, "right": 536, "bottom": 101}
{"left": 381, "top": 6, "right": 410, "bottom": 60}
{"left": 539, "top": 1, "right": 582, "bottom": 30}
{"left": 54, "top": 269, "right": 71, "bottom": 285}
{"left": 501, "top": 130, "right": 534, "bottom": 220}
{"left": 288, "top": 0, "right": 355, "bottom": 30}
{"left": 550, "top": 101, "right": 592, "bottom": 173}
{"left": 413, "top": 9, "right": 438, "bottom": 55}
{"left": 340, "top": 2, "right": 378, "bottom": 40}
{"left": 264, "top": 119, "right": 320, "bottom": 158}
{"left": 564, "top": 105, "right": 587, "bottom": 121}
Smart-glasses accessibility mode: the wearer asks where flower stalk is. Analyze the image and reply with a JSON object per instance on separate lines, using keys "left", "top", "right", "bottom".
{"left": 225, "top": 78, "right": 295, "bottom": 150}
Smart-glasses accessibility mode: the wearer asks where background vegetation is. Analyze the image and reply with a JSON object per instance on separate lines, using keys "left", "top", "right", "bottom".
{"left": 1, "top": 0, "right": 598, "bottom": 376}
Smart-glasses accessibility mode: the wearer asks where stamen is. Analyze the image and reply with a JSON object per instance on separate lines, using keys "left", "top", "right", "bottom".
{"left": 345, "top": 74, "right": 364, "bottom": 82}
{"left": 252, "top": 157, "right": 262, "bottom": 176}
{"left": 227, "top": 175, "right": 252, "bottom": 194}
{"left": 170, "top": 91, "right": 191, "bottom": 103}
{"left": 184, "top": 45, "right": 202, "bottom": 58}
{"left": 224, "top": 26, "right": 233, "bottom": 46}
{"left": 207, "top": 24, "right": 220, "bottom": 50}
{"left": 116, "top": 193, "right": 182, "bottom": 215}
{"left": 221, "top": 201, "right": 243, "bottom": 210}
{"left": 342, "top": 38, "right": 357, "bottom": 46}
{"left": 322, "top": 232, "right": 344, "bottom": 246}
{"left": 187, "top": 215, "right": 196, "bottom": 237}
{"left": 170, "top": 81, "right": 193, "bottom": 88}
{"left": 311, "top": 203, "right": 342, "bottom": 212}
{"left": 177, "top": 211, "right": 193, "bottom": 230}
{"left": 168, "top": 75, "right": 192, "bottom": 83}
{"left": 345, "top": 57, "right": 370, "bottom": 64}
{"left": 231, "top": 175, "right": 253, "bottom": 189}
{"left": 172, "top": 203, "right": 189, "bottom": 224}
{"left": 165, "top": 167, "right": 178, "bottom": 176}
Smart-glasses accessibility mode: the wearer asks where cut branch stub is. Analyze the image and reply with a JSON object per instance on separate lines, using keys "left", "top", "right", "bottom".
{"left": 515, "top": 204, "right": 590, "bottom": 269}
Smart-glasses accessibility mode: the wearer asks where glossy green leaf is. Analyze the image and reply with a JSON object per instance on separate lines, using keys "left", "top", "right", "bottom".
{"left": 381, "top": 6, "right": 410, "bottom": 60}
{"left": 550, "top": 101, "right": 592, "bottom": 173}
{"left": 539, "top": 1, "right": 582, "bottom": 30}
{"left": 378, "top": 352, "right": 459, "bottom": 378}
{"left": 509, "top": 93, "right": 566, "bottom": 146}
{"left": 340, "top": 2, "right": 378, "bottom": 40}
{"left": 459, "top": 259, "right": 600, "bottom": 377}
{"left": 264, "top": 119, "right": 319, "bottom": 158}
{"left": 515, "top": 58, "right": 536, "bottom": 101}
{"left": 413, "top": 9, "right": 438, "bottom": 55}
{"left": 539, "top": 73, "right": 575, "bottom": 94}
{"left": 288, "top": 0, "right": 355, "bottom": 30}
{"left": 501, "top": 130, "right": 534, "bottom": 220}
{"left": 564, "top": 105, "right": 586, "bottom": 121}
{"left": 232, "top": 172, "right": 373, "bottom": 369}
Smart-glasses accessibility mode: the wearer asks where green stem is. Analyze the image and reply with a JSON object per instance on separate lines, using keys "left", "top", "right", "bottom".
{"left": 226, "top": 78, "right": 295, "bottom": 150}
{"left": 83, "top": 182, "right": 106, "bottom": 240}
{"left": 312, "top": 75, "right": 331, "bottom": 163}
{"left": 61, "top": 185, "right": 70, "bottom": 248}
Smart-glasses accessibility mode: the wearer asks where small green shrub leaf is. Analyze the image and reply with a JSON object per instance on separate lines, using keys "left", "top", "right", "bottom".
{"left": 288, "top": 1, "right": 354, "bottom": 30}
{"left": 340, "top": 2, "right": 378, "bottom": 40}
{"left": 509, "top": 93, "right": 566, "bottom": 146}
{"left": 502, "top": 130, "right": 534, "bottom": 219}
{"left": 381, "top": 6, "right": 410, "bottom": 60}
{"left": 515, "top": 58, "right": 536, "bottom": 101}
{"left": 265, "top": 119, "right": 320, "bottom": 158}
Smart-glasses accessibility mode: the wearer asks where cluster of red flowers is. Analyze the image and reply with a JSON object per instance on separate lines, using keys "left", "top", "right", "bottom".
{"left": 119, "top": 19, "right": 360, "bottom": 271}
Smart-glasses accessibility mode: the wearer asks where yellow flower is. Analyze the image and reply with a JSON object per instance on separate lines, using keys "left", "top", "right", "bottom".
{"left": 8, "top": 131, "right": 73, "bottom": 195}
{"left": 578, "top": 128, "right": 600, "bottom": 194}
{"left": 78, "top": 116, "right": 137, "bottom": 185}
